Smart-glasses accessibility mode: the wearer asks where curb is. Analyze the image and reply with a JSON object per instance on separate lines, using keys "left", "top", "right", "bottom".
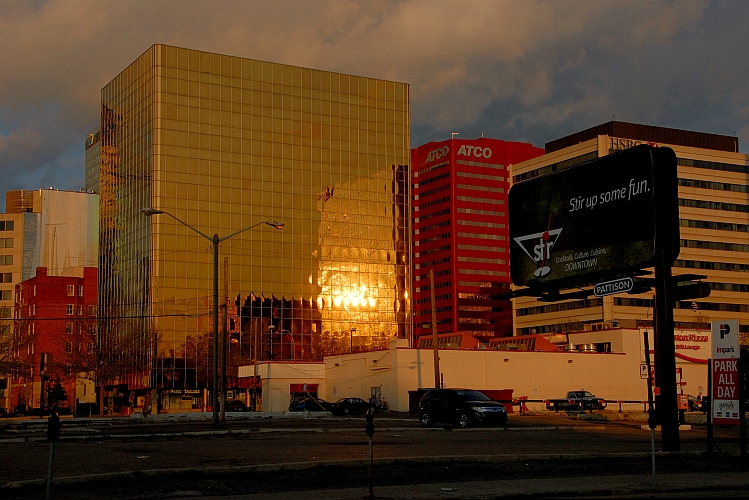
{"left": 1, "top": 451, "right": 709, "bottom": 490}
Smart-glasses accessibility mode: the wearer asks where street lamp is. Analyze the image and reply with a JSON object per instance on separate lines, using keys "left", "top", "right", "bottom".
{"left": 142, "top": 208, "right": 283, "bottom": 427}
{"left": 350, "top": 327, "right": 356, "bottom": 353}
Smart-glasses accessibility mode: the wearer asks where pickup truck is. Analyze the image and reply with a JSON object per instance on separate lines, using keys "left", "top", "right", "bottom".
{"left": 545, "top": 391, "right": 607, "bottom": 412}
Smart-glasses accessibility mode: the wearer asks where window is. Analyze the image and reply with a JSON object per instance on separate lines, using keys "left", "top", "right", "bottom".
{"left": 66, "top": 304, "right": 74, "bottom": 315}
{"left": 65, "top": 342, "right": 72, "bottom": 353}
{"left": 67, "top": 285, "right": 75, "bottom": 296}
{"left": 64, "top": 364, "right": 72, "bottom": 376}
{"left": 0, "top": 220, "right": 14, "bottom": 231}
{"left": 79, "top": 286, "right": 84, "bottom": 297}
{"left": 0, "top": 273, "right": 11, "bottom": 283}
{"left": 65, "top": 322, "right": 73, "bottom": 334}
{"left": 33, "top": 285, "right": 36, "bottom": 296}
{"left": 0, "top": 290, "right": 11, "bottom": 301}
{"left": 87, "top": 343, "right": 94, "bottom": 354}
{"left": 0, "top": 238, "right": 13, "bottom": 248}
{"left": 0, "top": 255, "right": 12, "bottom": 265}
{"left": 78, "top": 305, "right": 82, "bottom": 315}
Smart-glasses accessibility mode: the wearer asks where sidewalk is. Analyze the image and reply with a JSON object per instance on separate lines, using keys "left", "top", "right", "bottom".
{"left": 171, "top": 471, "right": 749, "bottom": 499}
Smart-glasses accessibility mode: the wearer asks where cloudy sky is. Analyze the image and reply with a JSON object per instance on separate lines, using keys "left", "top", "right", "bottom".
{"left": 1, "top": 0, "right": 748, "bottom": 207}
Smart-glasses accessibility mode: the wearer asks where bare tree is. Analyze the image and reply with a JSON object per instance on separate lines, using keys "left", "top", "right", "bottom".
{"left": 0, "top": 318, "right": 36, "bottom": 377}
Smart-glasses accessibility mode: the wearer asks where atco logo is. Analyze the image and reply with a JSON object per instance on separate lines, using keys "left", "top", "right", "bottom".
{"left": 425, "top": 146, "right": 449, "bottom": 163}
{"left": 513, "top": 228, "right": 563, "bottom": 277}
{"left": 457, "top": 145, "right": 493, "bottom": 159}
{"left": 720, "top": 323, "right": 731, "bottom": 339}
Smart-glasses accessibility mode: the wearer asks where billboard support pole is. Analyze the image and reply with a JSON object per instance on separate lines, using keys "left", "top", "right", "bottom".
{"left": 707, "top": 358, "right": 713, "bottom": 455}
{"left": 740, "top": 355, "right": 747, "bottom": 460}
{"left": 430, "top": 270, "right": 440, "bottom": 389}
{"left": 654, "top": 247, "right": 679, "bottom": 452}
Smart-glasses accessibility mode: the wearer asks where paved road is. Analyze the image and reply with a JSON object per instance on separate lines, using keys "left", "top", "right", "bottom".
{"left": 1, "top": 411, "right": 746, "bottom": 499}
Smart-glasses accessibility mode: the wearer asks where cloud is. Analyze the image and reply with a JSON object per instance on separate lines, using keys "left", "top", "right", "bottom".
{"left": 0, "top": 0, "right": 747, "bottom": 208}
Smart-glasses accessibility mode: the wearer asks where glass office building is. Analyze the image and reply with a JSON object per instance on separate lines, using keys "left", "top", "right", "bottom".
{"left": 98, "top": 45, "right": 410, "bottom": 390}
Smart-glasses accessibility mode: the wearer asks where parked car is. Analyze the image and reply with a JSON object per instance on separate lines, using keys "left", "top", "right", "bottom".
{"left": 330, "top": 397, "right": 374, "bottom": 415}
{"left": 288, "top": 397, "right": 331, "bottom": 412}
{"left": 226, "top": 400, "right": 247, "bottom": 412}
{"left": 687, "top": 395, "right": 706, "bottom": 412}
{"left": 418, "top": 388, "right": 507, "bottom": 428}
{"left": 545, "top": 391, "right": 607, "bottom": 412}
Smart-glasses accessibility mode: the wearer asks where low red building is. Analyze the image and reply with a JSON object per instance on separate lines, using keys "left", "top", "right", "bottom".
{"left": 12, "top": 267, "right": 97, "bottom": 413}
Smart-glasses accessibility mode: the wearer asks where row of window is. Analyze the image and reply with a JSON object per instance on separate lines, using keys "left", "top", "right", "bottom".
{"left": 416, "top": 161, "right": 448, "bottom": 177}
{"left": 417, "top": 196, "right": 450, "bottom": 211}
{"left": 417, "top": 208, "right": 450, "bottom": 222}
{"left": 680, "top": 219, "right": 748, "bottom": 233}
{"left": 456, "top": 184, "right": 505, "bottom": 193}
{"left": 456, "top": 171, "right": 504, "bottom": 181}
{"left": 414, "top": 256, "right": 451, "bottom": 269}
{"left": 678, "top": 178, "right": 748, "bottom": 193}
{"left": 417, "top": 269, "right": 452, "bottom": 281}
{"left": 677, "top": 157, "right": 748, "bottom": 174}
{"left": 418, "top": 183, "right": 450, "bottom": 199}
{"left": 418, "top": 219, "right": 450, "bottom": 234}
{"left": 457, "top": 220, "right": 505, "bottom": 229}
{"left": 414, "top": 293, "right": 451, "bottom": 304}
{"left": 456, "top": 160, "right": 505, "bottom": 170}
{"left": 679, "top": 198, "right": 748, "bottom": 213}
{"left": 417, "top": 281, "right": 452, "bottom": 292}
{"left": 456, "top": 195, "right": 504, "bottom": 205}
{"left": 456, "top": 232, "right": 505, "bottom": 240}
{"left": 416, "top": 244, "right": 451, "bottom": 257}
{"left": 457, "top": 244, "right": 506, "bottom": 253}
{"left": 675, "top": 259, "right": 749, "bottom": 272}
{"left": 457, "top": 256, "right": 506, "bottom": 264}
{"left": 416, "top": 305, "right": 453, "bottom": 316}
{"left": 516, "top": 298, "right": 603, "bottom": 317}
{"left": 20, "top": 304, "right": 93, "bottom": 316}
{"left": 415, "top": 171, "right": 450, "bottom": 188}
{"left": 418, "top": 232, "right": 451, "bottom": 245}
{"left": 458, "top": 269, "right": 507, "bottom": 276}
{"left": 457, "top": 208, "right": 505, "bottom": 217}
{"left": 681, "top": 239, "right": 749, "bottom": 253}
{"left": 616, "top": 297, "right": 749, "bottom": 313}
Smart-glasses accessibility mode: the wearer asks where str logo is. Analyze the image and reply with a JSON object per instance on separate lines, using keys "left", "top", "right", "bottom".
{"left": 513, "top": 228, "right": 563, "bottom": 277}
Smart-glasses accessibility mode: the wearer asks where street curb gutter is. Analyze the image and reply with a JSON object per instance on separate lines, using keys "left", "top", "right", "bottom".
{"left": 2, "top": 451, "right": 707, "bottom": 489}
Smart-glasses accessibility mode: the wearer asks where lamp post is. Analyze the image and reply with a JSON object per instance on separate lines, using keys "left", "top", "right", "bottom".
{"left": 142, "top": 208, "right": 283, "bottom": 428}
{"left": 350, "top": 327, "right": 356, "bottom": 353}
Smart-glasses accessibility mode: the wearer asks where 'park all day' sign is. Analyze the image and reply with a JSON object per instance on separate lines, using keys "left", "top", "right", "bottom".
{"left": 711, "top": 320, "right": 740, "bottom": 426}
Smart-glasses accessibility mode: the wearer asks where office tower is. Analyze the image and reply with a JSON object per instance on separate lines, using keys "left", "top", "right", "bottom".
{"left": 411, "top": 138, "right": 543, "bottom": 344}
{"left": 98, "top": 45, "right": 410, "bottom": 395}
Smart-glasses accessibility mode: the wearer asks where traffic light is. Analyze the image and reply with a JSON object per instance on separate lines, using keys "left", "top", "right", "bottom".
{"left": 365, "top": 408, "right": 375, "bottom": 437}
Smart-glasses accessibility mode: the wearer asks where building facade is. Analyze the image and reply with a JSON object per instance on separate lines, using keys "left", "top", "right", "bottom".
{"left": 411, "top": 138, "right": 543, "bottom": 342}
{"left": 97, "top": 45, "right": 411, "bottom": 394}
{"left": 11, "top": 267, "right": 98, "bottom": 412}
{"left": 510, "top": 122, "right": 749, "bottom": 344}
{"left": 0, "top": 190, "right": 98, "bottom": 413}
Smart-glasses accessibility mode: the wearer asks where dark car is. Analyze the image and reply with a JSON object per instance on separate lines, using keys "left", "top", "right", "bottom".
{"left": 418, "top": 388, "right": 507, "bottom": 428}
{"left": 226, "top": 400, "right": 247, "bottom": 412}
{"left": 330, "top": 397, "right": 374, "bottom": 415}
{"left": 687, "top": 395, "right": 705, "bottom": 412}
{"left": 288, "top": 397, "right": 331, "bottom": 412}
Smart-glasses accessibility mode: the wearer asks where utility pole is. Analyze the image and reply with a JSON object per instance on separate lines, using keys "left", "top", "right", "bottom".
{"left": 430, "top": 270, "right": 440, "bottom": 388}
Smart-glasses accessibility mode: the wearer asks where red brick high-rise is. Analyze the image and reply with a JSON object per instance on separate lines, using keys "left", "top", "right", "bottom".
{"left": 412, "top": 138, "right": 543, "bottom": 345}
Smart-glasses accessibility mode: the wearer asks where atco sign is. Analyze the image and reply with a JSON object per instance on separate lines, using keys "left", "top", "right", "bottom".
{"left": 425, "top": 146, "right": 449, "bottom": 163}
{"left": 457, "top": 144, "right": 492, "bottom": 159}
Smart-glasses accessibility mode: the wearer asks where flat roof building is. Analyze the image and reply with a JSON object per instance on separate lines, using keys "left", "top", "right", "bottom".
{"left": 510, "top": 121, "right": 748, "bottom": 344}
{"left": 411, "top": 138, "right": 543, "bottom": 343}
{"left": 97, "top": 45, "right": 411, "bottom": 394}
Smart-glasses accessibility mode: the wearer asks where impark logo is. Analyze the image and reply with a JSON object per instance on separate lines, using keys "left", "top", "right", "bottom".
{"left": 720, "top": 323, "right": 731, "bottom": 339}
{"left": 513, "top": 228, "right": 563, "bottom": 277}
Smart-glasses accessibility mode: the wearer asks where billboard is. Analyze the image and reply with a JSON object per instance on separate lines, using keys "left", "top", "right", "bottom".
{"left": 509, "top": 145, "right": 679, "bottom": 288}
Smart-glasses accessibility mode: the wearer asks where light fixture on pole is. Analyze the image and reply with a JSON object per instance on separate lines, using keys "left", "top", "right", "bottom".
{"left": 350, "top": 327, "right": 356, "bottom": 353}
{"left": 142, "top": 208, "right": 283, "bottom": 427}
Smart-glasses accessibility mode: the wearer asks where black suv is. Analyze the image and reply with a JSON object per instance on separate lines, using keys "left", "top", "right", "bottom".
{"left": 418, "top": 389, "right": 507, "bottom": 428}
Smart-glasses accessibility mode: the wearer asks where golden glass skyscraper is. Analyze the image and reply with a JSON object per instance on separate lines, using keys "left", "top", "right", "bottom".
{"left": 98, "top": 45, "right": 410, "bottom": 391}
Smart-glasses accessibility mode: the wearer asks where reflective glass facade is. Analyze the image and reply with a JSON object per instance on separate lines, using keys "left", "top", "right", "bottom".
{"left": 99, "top": 45, "right": 410, "bottom": 389}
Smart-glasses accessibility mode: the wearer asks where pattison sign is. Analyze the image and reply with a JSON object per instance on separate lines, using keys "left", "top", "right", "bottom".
{"left": 509, "top": 145, "right": 679, "bottom": 288}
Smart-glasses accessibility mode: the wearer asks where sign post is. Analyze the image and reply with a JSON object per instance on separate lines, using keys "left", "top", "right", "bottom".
{"left": 711, "top": 320, "right": 740, "bottom": 426}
